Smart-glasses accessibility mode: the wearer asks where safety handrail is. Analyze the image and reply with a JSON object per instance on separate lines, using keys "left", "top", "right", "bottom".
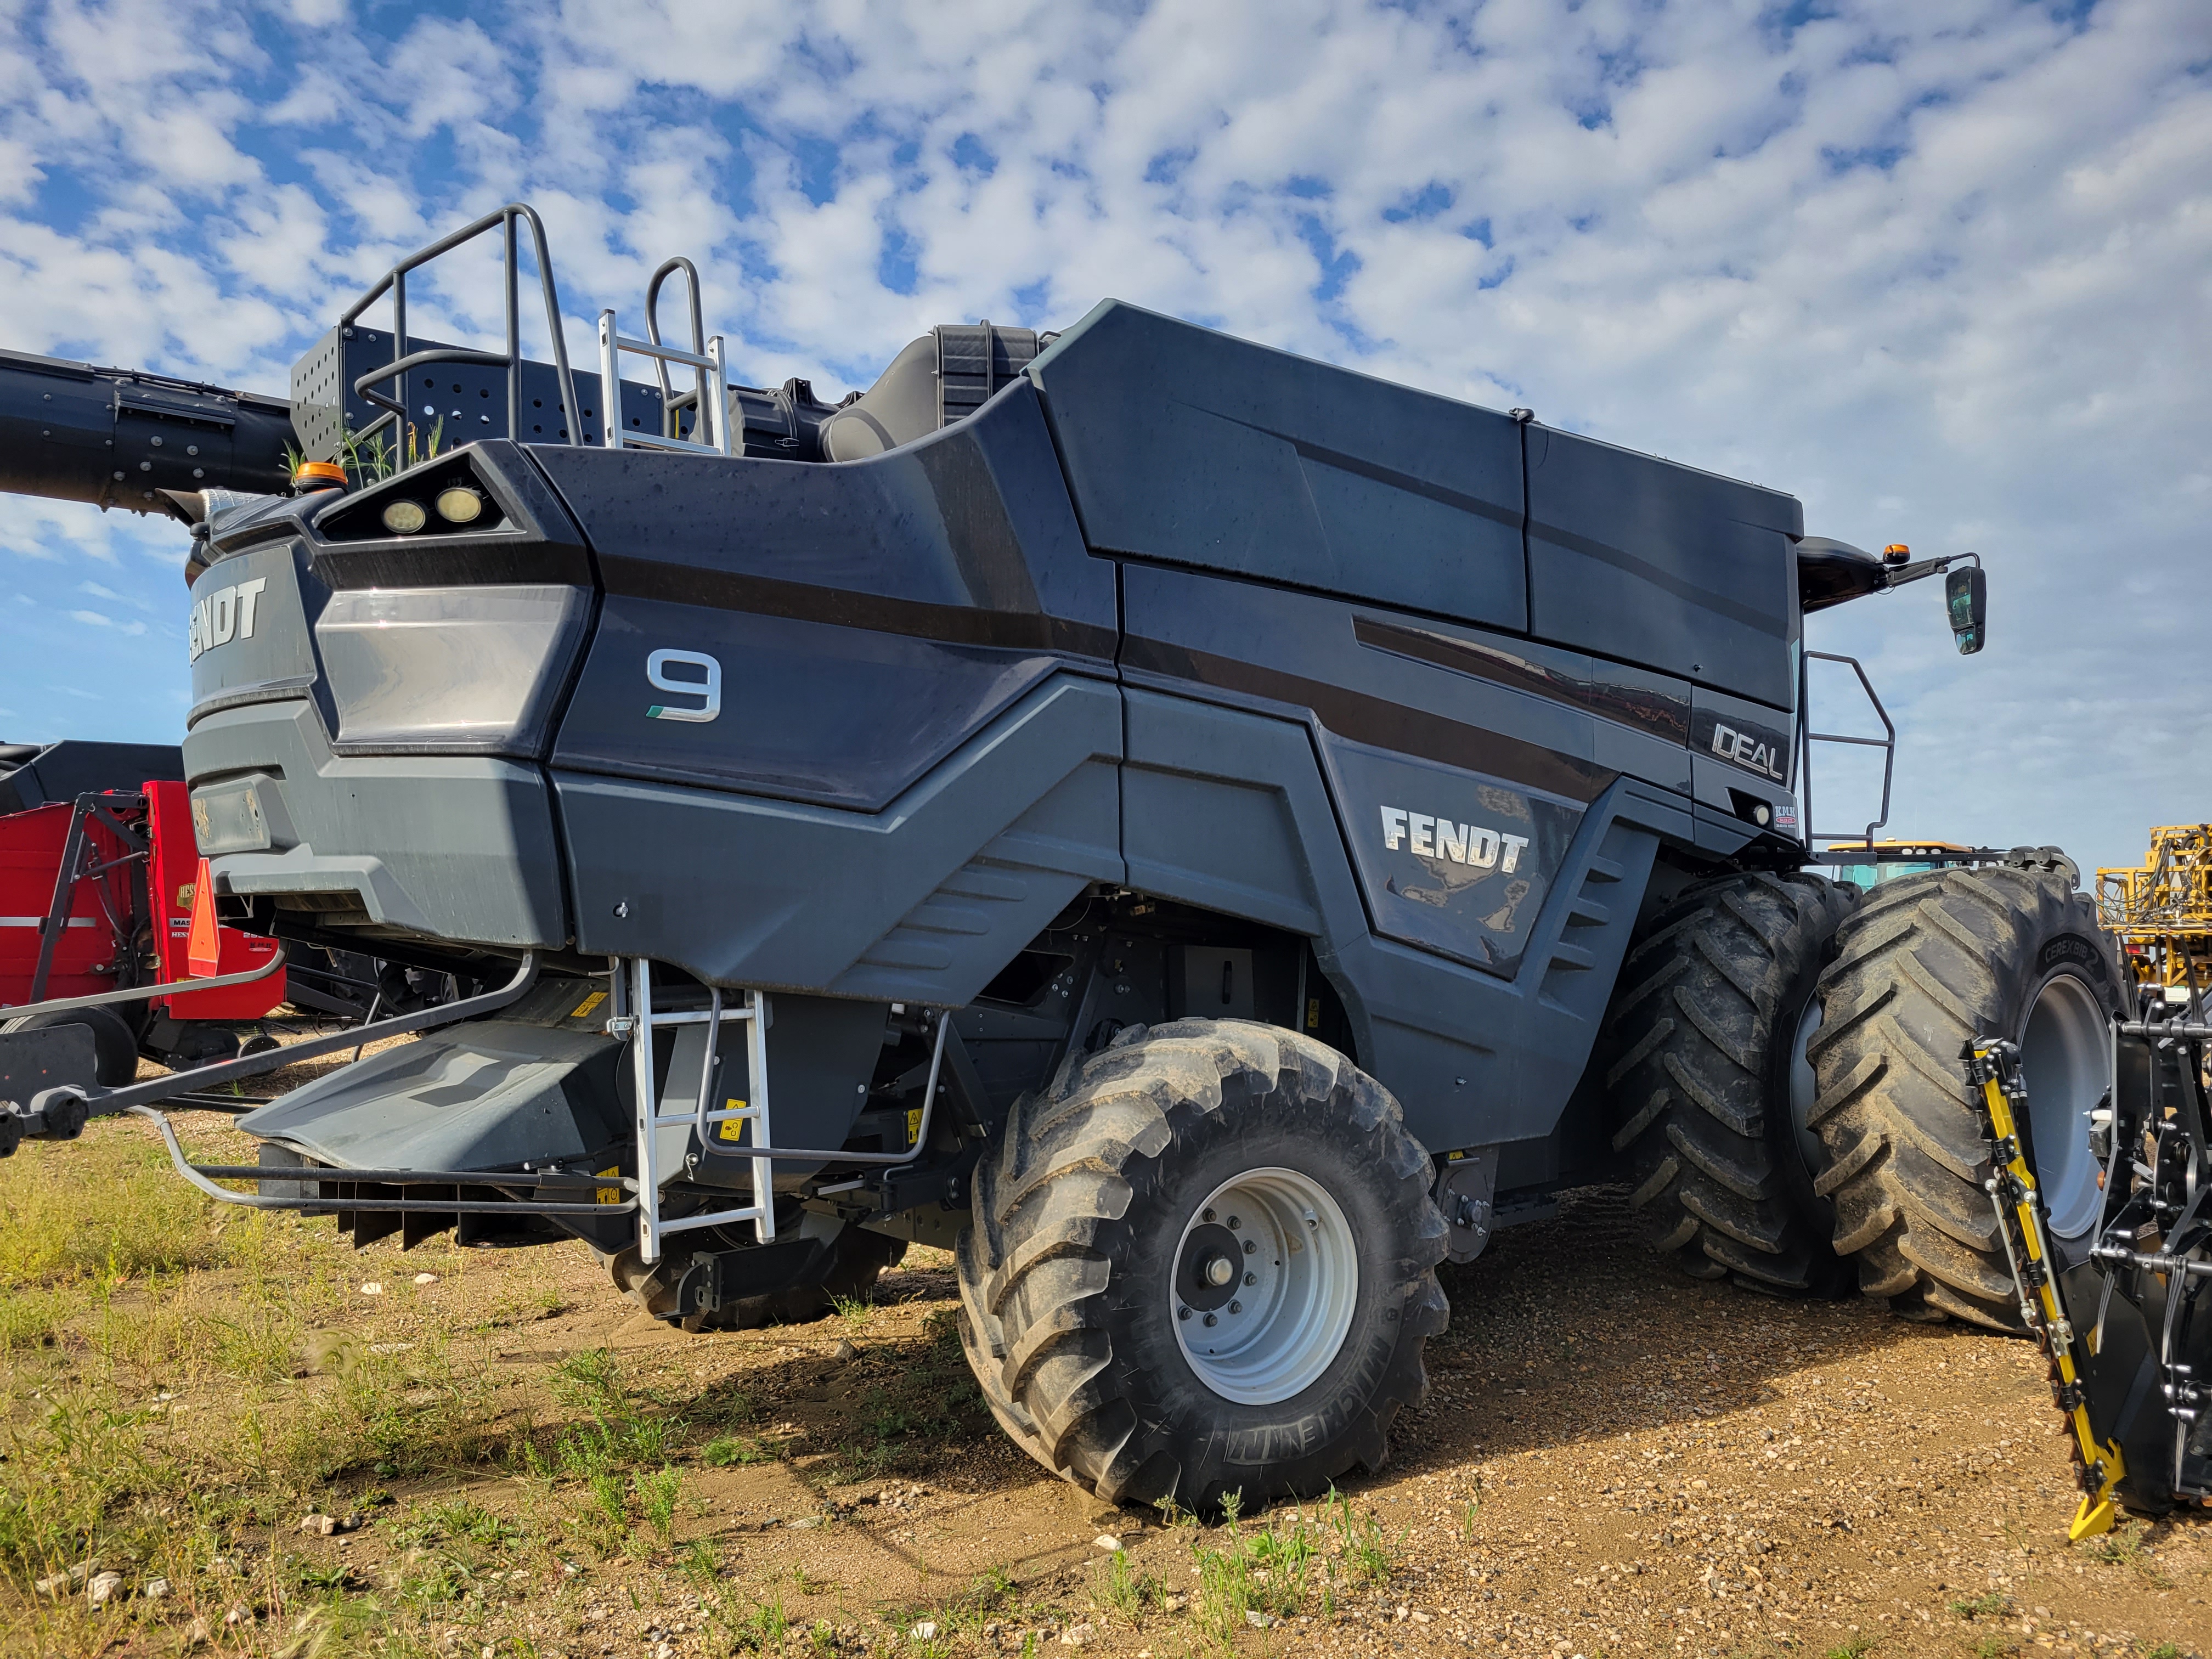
{"left": 3, "top": 944, "right": 284, "bottom": 1021}
{"left": 338, "top": 204, "right": 579, "bottom": 457}
{"left": 132, "top": 1108, "right": 637, "bottom": 1216}
{"left": 644, "top": 256, "right": 707, "bottom": 438}
{"left": 13, "top": 953, "right": 540, "bottom": 1126}
{"left": 1800, "top": 648, "right": 1897, "bottom": 848}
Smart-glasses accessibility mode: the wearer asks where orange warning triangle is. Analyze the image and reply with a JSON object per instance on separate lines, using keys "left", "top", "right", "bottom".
{"left": 186, "top": 856, "right": 222, "bottom": 978}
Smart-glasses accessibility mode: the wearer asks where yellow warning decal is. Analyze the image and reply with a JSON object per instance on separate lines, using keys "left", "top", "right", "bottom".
{"left": 907, "top": 1107, "right": 923, "bottom": 1147}
{"left": 595, "top": 1166, "right": 621, "bottom": 1205}
{"left": 1306, "top": 997, "right": 1322, "bottom": 1030}
{"left": 718, "top": 1101, "right": 749, "bottom": 1144}
{"left": 571, "top": 991, "right": 608, "bottom": 1020}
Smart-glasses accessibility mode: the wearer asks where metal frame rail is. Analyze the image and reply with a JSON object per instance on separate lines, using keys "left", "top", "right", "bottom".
{"left": 7, "top": 953, "right": 540, "bottom": 1139}
{"left": 1798, "top": 648, "right": 1897, "bottom": 849}
{"left": 340, "top": 204, "right": 579, "bottom": 459}
{"left": 21, "top": 791, "right": 150, "bottom": 1006}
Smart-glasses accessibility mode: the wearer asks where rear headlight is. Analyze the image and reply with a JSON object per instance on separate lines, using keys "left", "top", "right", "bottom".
{"left": 435, "top": 486, "right": 484, "bottom": 524}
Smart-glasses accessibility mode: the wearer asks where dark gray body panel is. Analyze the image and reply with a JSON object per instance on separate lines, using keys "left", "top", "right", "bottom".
{"left": 239, "top": 979, "right": 885, "bottom": 1179}
{"left": 540, "top": 379, "right": 1114, "bottom": 811}
{"left": 186, "top": 697, "right": 568, "bottom": 947}
{"left": 1032, "top": 300, "right": 1804, "bottom": 713}
{"left": 1523, "top": 421, "right": 1803, "bottom": 710}
{"left": 557, "top": 673, "right": 1124, "bottom": 1001}
{"left": 1028, "top": 301, "right": 1528, "bottom": 635}
{"left": 1119, "top": 684, "right": 1664, "bottom": 1153}
{"left": 239, "top": 1017, "right": 625, "bottom": 1171}
{"left": 0, "top": 739, "right": 183, "bottom": 812}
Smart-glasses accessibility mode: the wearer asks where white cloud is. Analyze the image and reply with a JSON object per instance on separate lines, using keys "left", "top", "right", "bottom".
{"left": 0, "top": 0, "right": 2205, "bottom": 870}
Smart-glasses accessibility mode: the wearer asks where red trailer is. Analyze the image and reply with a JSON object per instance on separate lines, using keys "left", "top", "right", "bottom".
{"left": 1, "top": 742, "right": 284, "bottom": 1085}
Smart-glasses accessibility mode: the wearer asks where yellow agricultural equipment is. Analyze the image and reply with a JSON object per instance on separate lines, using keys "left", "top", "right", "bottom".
{"left": 2097, "top": 826, "right": 2212, "bottom": 1012}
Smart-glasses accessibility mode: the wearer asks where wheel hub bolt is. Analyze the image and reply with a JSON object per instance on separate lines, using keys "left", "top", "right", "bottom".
{"left": 1228, "top": 1300, "right": 1242, "bottom": 1314}
{"left": 1227, "top": 1216, "right": 1241, "bottom": 1229}
{"left": 1178, "top": 1305, "right": 1192, "bottom": 1321}
{"left": 1202, "top": 1208, "right": 1215, "bottom": 1223}
{"left": 1203, "top": 1313, "right": 1218, "bottom": 1327}
{"left": 1243, "top": 1272, "right": 1256, "bottom": 1285}
{"left": 1243, "top": 1239, "right": 1256, "bottom": 1254}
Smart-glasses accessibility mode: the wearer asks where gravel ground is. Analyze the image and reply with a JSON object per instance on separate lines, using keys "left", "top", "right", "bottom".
{"left": 5, "top": 1103, "right": 2207, "bottom": 1658}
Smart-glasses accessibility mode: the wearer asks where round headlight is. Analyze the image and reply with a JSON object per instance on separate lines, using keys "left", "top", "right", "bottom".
{"left": 435, "top": 485, "right": 484, "bottom": 524}
{"left": 380, "top": 498, "right": 427, "bottom": 535}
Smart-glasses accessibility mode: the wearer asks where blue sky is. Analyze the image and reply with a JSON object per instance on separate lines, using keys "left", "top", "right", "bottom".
{"left": 1, "top": 0, "right": 2207, "bottom": 874}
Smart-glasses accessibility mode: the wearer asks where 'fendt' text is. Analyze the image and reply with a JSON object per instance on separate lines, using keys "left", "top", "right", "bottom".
{"left": 187, "top": 577, "right": 269, "bottom": 664}
{"left": 1380, "top": 806, "right": 1530, "bottom": 873}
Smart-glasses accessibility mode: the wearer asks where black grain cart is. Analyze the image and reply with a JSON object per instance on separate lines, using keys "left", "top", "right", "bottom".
{"left": 8, "top": 207, "right": 2186, "bottom": 1521}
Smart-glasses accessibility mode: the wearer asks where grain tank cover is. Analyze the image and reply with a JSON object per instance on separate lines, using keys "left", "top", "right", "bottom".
{"left": 1026, "top": 300, "right": 1804, "bottom": 711}
{"left": 1025, "top": 300, "right": 1530, "bottom": 635}
{"left": 1524, "top": 424, "right": 1803, "bottom": 711}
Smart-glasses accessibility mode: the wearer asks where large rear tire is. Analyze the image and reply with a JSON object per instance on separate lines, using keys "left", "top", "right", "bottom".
{"left": 955, "top": 1018, "right": 1447, "bottom": 1511}
{"left": 1601, "top": 871, "right": 1859, "bottom": 1293}
{"left": 1807, "top": 862, "right": 2123, "bottom": 1329}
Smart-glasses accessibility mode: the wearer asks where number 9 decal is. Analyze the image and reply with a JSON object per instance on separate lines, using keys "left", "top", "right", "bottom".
{"left": 646, "top": 649, "right": 721, "bottom": 723}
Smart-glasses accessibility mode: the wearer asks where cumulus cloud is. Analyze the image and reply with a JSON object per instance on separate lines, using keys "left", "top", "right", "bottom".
{"left": 0, "top": 0, "right": 2207, "bottom": 866}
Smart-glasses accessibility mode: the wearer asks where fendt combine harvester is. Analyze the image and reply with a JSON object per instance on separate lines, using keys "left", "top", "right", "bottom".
{"left": 0, "top": 206, "right": 2205, "bottom": 1523}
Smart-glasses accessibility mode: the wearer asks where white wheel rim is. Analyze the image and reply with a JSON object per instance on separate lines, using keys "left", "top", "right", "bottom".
{"left": 1171, "top": 1166, "right": 1358, "bottom": 1406}
{"left": 2018, "top": 971, "right": 2109, "bottom": 1241}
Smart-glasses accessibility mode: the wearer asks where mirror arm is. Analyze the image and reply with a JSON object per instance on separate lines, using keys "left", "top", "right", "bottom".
{"left": 1882, "top": 550, "right": 1979, "bottom": 590}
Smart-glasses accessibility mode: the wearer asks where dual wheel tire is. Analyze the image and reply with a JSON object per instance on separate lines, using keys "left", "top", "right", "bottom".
{"left": 1605, "top": 861, "right": 2123, "bottom": 1331}
{"left": 1604, "top": 870, "right": 1860, "bottom": 1294}
{"left": 955, "top": 1019, "right": 1446, "bottom": 1511}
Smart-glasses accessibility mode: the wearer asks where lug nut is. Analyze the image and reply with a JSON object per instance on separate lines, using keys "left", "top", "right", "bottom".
{"left": 1178, "top": 1305, "right": 1192, "bottom": 1322}
{"left": 1228, "top": 1301, "right": 1242, "bottom": 1314}
{"left": 1202, "top": 1208, "right": 1215, "bottom": 1223}
{"left": 1243, "top": 1238, "right": 1257, "bottom": 1254}
{"left": 1243, "top": 1272, "right": 1256, "bottom": 1286}
{"left": 1203, "top": 1313, "right": 1217, "bottom": 1328}
{"left": 1227, "top": 1216, "right": 1240, "bottom": 1229}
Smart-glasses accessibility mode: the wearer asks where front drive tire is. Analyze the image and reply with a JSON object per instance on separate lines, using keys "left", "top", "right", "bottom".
{"left": 1807, "top": 863, "right": 2123, "bottom": 1329}
{"left": 955, "top": 1019, "right": 1448, "bottom": 1512}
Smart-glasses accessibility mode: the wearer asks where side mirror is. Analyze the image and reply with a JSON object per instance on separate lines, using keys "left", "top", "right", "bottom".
{"left": 1945, "top": 565, "right": 1987, "bottom": 654}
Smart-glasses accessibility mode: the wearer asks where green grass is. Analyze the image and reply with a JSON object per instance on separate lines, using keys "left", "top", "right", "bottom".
{"left": 702, "top": 1432, "right": 771, "bottom": 1466}
{"left": 1172, "top": 1487, "right": 1385, "bottom": 1641}
{"left": 1091, "top": 1547, "right": 1164, "bottom": 1621}
{"left": 2075, "top": 1519, "right": 2172, "bottom": 1587}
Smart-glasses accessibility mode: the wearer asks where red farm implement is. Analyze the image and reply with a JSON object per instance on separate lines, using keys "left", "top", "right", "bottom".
{"left": 1, "top": 742, "right": 285, "bottom": 1102}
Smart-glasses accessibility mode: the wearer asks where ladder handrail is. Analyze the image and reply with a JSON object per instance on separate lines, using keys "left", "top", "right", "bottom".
{"left": 1799, "top": 648, "right": 1897, "bottom": 849}
{"left": 597, "top": 314, "right": 730, "bottom": 457}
